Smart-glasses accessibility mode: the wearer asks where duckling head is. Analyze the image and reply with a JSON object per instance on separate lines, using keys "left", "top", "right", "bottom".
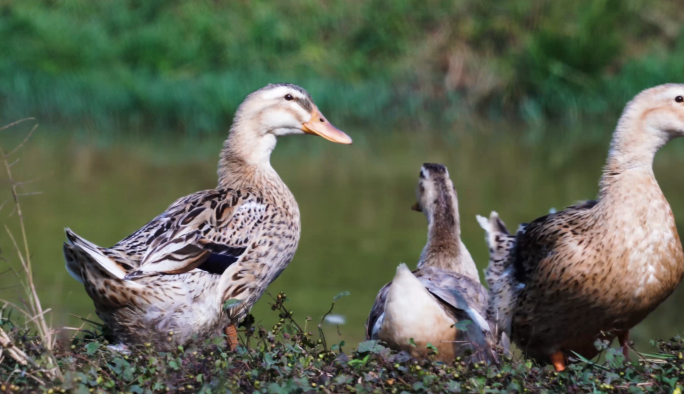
{"left": 411, "top": 163, "right": 458, "bottom": 226}
{"left": 412, "top": 163, "right": 479, "bottom": 275}
{"left": 221, "top": 83, "right": 351, "bottom": 168}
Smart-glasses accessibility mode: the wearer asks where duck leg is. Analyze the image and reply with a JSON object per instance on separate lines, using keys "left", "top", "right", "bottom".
{"left": 225, "top": 324, "right": 239, "bottom": 351}
{"left": 618, "top": 331, "right": 630, "bottom": 358}
{"left": 550, "top": 351, "right": 566, "bottom": 372}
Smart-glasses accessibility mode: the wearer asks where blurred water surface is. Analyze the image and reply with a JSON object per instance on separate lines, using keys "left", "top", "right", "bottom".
{"left": 1, "top": 121, "right": 684, "bottom": 350}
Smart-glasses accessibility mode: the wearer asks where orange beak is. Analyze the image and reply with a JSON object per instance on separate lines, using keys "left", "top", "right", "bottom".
{"left": 411, "top": 202, "right": 422, "bottom": 212}
{"left": 302, "top": 107, "right": 352, "bottom": 144}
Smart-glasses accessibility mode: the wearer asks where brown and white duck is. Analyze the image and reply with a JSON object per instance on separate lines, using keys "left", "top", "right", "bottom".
{"left": 63, "top": 83, "right": 352, "bottom": 350}
{"left": 366, "top": 164, "right": 495, "bottom": 363}
{"left": 478, "top": 83, "right": 684, "bottom": 371}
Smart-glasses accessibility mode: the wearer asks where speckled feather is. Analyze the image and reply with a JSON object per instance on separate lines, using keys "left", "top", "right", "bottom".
{"left": 365, "top": 164, "right": 495, "bottom": 363}
{"left": 61, "top": 83, "right": 338, "bottom": 350}
{"left": 481, "top": 84, "right": 684, "bottom": 362}
{"left": 64, "top": 183, "right": 300, "bottom": 349}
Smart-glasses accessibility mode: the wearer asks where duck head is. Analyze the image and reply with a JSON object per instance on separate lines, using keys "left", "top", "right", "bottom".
{"left": 219, "top": 84, "right": 351, "bottom": 180}
{"left": 605, "top": 83, "right": 684, "bottom": 176}
{"left": 623, "top": 83, "right": 684, "bottom": 140}
{"left": 235, "top": 83, "right": 351, "bottom": 143}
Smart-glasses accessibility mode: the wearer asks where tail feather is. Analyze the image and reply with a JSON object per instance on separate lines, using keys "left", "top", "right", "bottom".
{"left": 63, "top": 243, "right": 85, "bottom": 284}
{"left": 454, "top": 309, "right": 499, "bottom": 364}
{"left": 64, "top": 228, "right": 127, "bottom": 280}
{"left": 476, "top": 212, "right": 513, "bottom": 289}
{"left": 476, "top": 212, "right": 517, "bottom": 350}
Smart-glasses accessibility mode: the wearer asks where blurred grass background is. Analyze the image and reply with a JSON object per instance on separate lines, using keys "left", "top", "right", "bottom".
{"left": 1, "top": 0, "right": 684, "bottom": 133}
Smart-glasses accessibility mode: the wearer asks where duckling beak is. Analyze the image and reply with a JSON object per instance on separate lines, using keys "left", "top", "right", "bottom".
{"left": 411, "top": 202, "right": 422, "bottom": 212}
{"left": 302, "top": 107, "right": 352, "bottom": 144}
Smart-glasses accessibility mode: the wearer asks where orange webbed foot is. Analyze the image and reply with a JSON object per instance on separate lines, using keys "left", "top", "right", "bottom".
{"left": 225, "top": 324, "right": 239, "bottom": 351}
{"left": 551, "top": 351, "right": 566, "bottom": 372}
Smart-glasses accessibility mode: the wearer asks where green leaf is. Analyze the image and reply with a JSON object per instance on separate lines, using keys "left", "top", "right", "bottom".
{"left": 408, "top": 338, "right": 417, "bottom": 347}
{"left": 264, "top": 352, "right": 276, "bottom": 368}
{"left": 426, "top": 343, "right": 438, "bottom": 354}
{"left": 446, "top": 380, "right": 461, "bottom": 393}
{"left": 331, "top": 340, "right": 346, "bottom": 352}
{"left": 452, "top": 320, "right": 473, "bottom": 330}
{"left": 638, "top": 352, "right": 676, "bottom": 359}
{"left": 168, "top": 360, "right": 179, "bottom": 370}
{"left": 129, "top": 385, "right": 143, "bottom": 394}
{"left": 85, "top": 342, "right": 100, "bottom": 356}
{"left": 357, "top": 340, "right": 385, "bottom": 354}
{"left": 333, "top": 291, "right": 350, "bottom": 302}
{"left": 223, "top": 298, "right": 243, "bottom": 309}
{"left": 570, "top": 351, "right": 610, "bottom": 371}
{"left": 347, "top": 355, "right": 370, "bottom": 366}
{"left": 267, "top": 383, "right": 287, "bottom": 394}
{"left": 333, "top": 374, "right": 352, "bottom": 385}
{"left": 123, "top": 366, "right": 135, "bottom": 381}
{"left": 663, "top": 376, "right": 678, "bottom": 388}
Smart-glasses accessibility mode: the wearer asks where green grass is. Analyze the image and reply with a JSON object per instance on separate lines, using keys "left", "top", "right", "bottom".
{"left": 1, "top": 0, "right": 684, "bottom": 133}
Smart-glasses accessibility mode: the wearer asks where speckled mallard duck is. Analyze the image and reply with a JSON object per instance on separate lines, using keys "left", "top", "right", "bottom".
{"left": 478, "top": 84, "right": 684, "bottom": 371}
{"left": 366, "top": 164, "right": 495, "bottom": 363}
{"left": 63, "top": 84, "right": 352, "bottom": 350}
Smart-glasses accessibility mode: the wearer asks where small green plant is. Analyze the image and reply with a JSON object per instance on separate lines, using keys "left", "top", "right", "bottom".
{"left": 0, "top": 288, "right": 683, "bottom": 392}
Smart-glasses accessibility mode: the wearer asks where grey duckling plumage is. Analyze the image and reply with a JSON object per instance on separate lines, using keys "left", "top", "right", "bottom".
{"left": 366, "top": 163, "right": 496, "bottom": 363}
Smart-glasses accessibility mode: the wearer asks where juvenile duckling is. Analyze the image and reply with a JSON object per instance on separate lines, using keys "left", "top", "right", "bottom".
{"left": 479, "top": 84, "right": 684, "bottom": 371}
{"left": 63, "top": 83, "right": 352, "bottom": 350}
{"left": 366, "top": 164, "right": 494, "bottom": 362}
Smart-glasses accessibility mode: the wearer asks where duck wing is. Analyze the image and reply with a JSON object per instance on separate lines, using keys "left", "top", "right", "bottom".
{"left": 365, "top": 268, "right": 491, "bottom": 343}
{"left": 122, "top": 188, "right": 266, "bottom": 279}
{"left": 365, "top": 282, "right": 390, "bottom": 340}
{"left": 417, "top": 267, "right": 496, "bottom": 362}
{"left": 512, "top": 200, "right": 598, "bottom": 284}
{"left": 417, "top": 268, "right": 489, "bottom": 331}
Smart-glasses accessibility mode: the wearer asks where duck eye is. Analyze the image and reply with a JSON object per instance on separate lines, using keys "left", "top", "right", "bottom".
{"left": 284, "top": 94, "right": 294, "bottom": 101}
{"left": 676, "top": 96, "right": 683, "bottom": 103}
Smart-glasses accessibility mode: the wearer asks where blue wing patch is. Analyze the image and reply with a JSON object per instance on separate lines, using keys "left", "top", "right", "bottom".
{"left": 197, "top": 246, "right": 247, "bottom": 275}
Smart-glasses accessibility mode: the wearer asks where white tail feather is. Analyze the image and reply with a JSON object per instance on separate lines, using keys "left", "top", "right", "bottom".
{"left": 64, "top": 228, "right": 126, "bottom": 280}
{"left": 477, "top": 212, "right": 517, "bottom": 347}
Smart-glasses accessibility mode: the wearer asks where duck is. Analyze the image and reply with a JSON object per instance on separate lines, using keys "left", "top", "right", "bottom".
{"left": 478, "top": 83, "right": 684, "bottom": 371}
{"left": 366, "top": 163, "right": 495, "bottom": 363}
{"left": 63, "top": 83, "right": 352, "bottom": 350}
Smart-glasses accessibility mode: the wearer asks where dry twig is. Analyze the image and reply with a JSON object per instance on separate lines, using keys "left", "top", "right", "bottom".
{"left": 0, "top": 119, "right": 62, "bottom": 380}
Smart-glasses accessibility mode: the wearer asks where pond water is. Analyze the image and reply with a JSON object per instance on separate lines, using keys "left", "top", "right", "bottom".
{"left": 2, "top": 120, "right": 684, "bottom": 352}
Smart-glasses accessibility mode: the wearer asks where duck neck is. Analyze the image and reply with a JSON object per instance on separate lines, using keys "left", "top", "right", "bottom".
{"left": 218, "top": 117, "right": 280, "bottom": 189}
{"left": 599, "top": 112, "right": 669, "bottom": 199}
{"left": 418, "top": 193, "right": 468, "bottom": 274}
